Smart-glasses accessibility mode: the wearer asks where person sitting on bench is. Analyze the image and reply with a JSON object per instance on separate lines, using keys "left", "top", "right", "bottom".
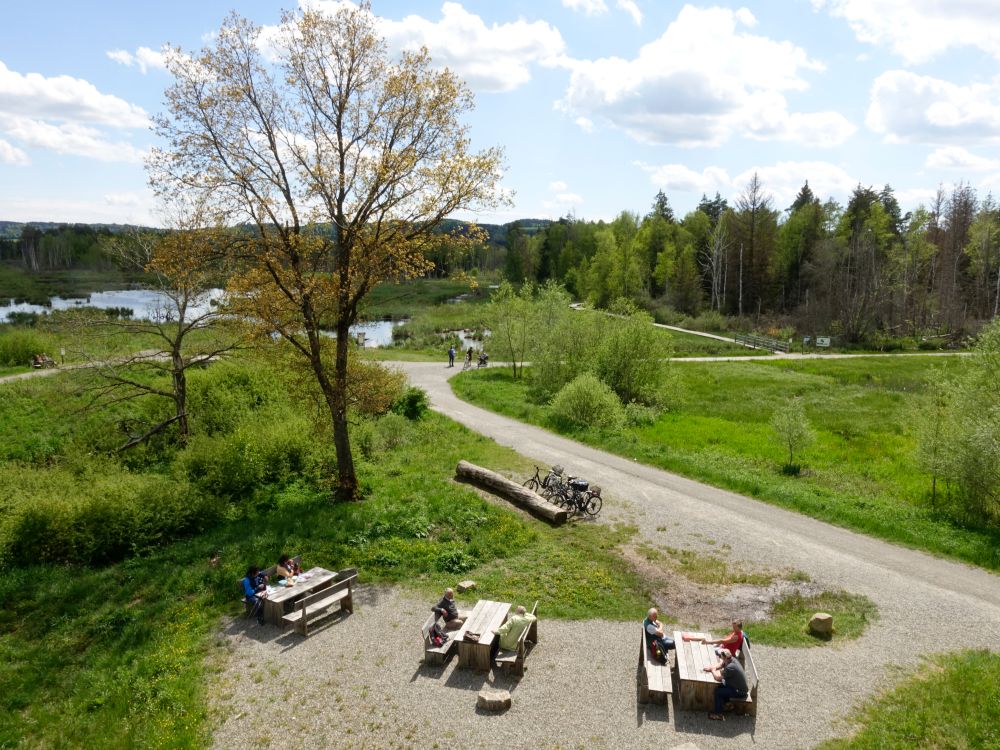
{"left": 276, "top": 553, "right": 301, "bottom": 579}
{"left": 489, "top": 604, "right": 536, "bottom": 663}
{"left": 432, "top": 587, "right": 467, "bottom": 630}
{"left": 643, "top": 607, "right": 675, "bottom": 662}
{"left": 697, "top": 619, "right": 744, "bottom": 656}
{"left": 242, "top": 565, "right": 269, "bottom": 625}
{"left": 705, "top": 648, "right": 749, "bottom": 721}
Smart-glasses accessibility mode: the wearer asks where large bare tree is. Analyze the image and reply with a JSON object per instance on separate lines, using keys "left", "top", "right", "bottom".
{"left": 149, "top": 4, "right": 506, "bottom": 499}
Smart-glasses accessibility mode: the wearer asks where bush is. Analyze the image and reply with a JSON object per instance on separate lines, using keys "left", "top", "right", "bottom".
{"left": 0, "top": 328, "right": 46, "bottom": 366}
{"left": 624, "top": 402, "right": 660, "bottom": 427}
{"left": 550, "top": 373, "right": 624, "bottom": 430}
{"left": 0, "top": 462, "right": 223, "bottom": 566}
{"left": 679, "top": 310, "right": 730, "bottom": 333}
{"left": 391, "top": 386, "right": 429, "bottom": 420}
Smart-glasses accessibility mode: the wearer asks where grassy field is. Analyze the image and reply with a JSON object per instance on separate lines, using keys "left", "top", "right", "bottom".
{"left": 815, "top": 651, "right": 1000, "bottom": 749}
{"left": 451, "top": 356, "right": 1000, "bottom": 571}
{"left": 0, "top": 361, "right": 654, "bottom": 748}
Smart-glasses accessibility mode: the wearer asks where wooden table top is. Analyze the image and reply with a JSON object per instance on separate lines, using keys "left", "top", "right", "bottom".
{"left": 265, "top": 567, "right": 335, "bottom": 605}
{"left": 674, "top": 631, "right": 719, "bottom": 685}
{"left": 462, "top": 599, "right": 511, "bottom": 642}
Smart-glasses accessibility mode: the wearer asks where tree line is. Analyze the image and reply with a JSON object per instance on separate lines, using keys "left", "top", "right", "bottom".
{"left": 503, "top": 179, "right": 1000, "bottom": 343}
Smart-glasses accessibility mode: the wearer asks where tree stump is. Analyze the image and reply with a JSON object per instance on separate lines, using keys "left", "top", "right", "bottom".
{"left": 809, "top": 612, "right": 833, "bottom": 637}
{"left": 477, "top": 687, "right": 511, "bottom": 712}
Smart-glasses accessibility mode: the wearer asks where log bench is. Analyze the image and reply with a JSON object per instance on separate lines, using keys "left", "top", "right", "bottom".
{"left": 282, "top": 571, "right": 355, "bottom": 636}
{"left": 638, "top": 628, "right": 673, "bottom": 704}
{"left": 494, "top": 600, "right": 538, "bottom": 677}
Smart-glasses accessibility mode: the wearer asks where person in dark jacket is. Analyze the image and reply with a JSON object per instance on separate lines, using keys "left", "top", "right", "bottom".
{"left": 432, "top": 587, "right": 468, "bottom": 630}
{"left": 706, "top": 648, "right": 749, "bottom": 720}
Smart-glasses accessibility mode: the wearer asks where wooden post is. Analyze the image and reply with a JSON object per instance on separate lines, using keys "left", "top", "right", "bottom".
{"left": 455, "top": 461, "right": 569, "bottom": 525}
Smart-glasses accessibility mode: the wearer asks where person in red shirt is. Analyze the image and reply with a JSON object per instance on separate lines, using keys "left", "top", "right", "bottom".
{"left": 700, "top": 619, "right": 745, "bottom": 656}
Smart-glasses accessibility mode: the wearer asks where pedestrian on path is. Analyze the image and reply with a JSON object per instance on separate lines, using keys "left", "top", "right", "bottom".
{"left": 448, "top": 345, "right": 455, "bottom": 367}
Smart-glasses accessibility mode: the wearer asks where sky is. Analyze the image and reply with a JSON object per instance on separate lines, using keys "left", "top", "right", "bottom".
{"left": 2, "top": 0, "right": 1000, "bottom": 227}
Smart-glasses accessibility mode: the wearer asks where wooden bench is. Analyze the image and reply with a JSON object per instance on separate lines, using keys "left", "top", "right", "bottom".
{"left": 421, "top": 612, "right": 461, "bottom": 665}
{"left": 638, "top": 628, "right": 673, "bottom": 704}
{"left": 731, "top": 636, "right": 759, "bottom": 716}
{"left": 281, "top": 571, "right": 355, "bottom": 636}
{"left": 494, "top": 601, "right": 538, "bottom": 677}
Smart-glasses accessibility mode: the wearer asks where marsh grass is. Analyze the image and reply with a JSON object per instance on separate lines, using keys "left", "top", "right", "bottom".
{"left": 451, "top": 359, "right": 1000, "bottom": 571}
{"left": 815, "top": 651, "right": 1000, "bottom": 749}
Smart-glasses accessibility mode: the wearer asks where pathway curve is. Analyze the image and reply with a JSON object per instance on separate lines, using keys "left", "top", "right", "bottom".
{"left": 387, "top": 360, "right": 1000, "bottom": 748}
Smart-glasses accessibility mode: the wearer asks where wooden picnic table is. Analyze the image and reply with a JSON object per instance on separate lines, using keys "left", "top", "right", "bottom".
{"left": 261, "top": 567, "right": 336, "bottom": 626}
{"left": 674, "top": 630, "right": 721, "bottom": 711}
{"left": 458, "top": 599, "right": 511, "bottom": 671}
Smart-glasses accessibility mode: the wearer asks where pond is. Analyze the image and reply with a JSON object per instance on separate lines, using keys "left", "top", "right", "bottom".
{"left": 0, "top": 288, "right": 225, "bottom": 323}
{"left": 0, "top": 288, "right": 405, "bottom": 347}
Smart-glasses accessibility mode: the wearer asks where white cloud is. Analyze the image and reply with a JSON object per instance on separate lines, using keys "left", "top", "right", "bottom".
{"left": 0, "top": 114, "right": 146, "bottom": 163}
{"left": 549, "top": 180, "right": 569, "bottom": 192}
{"left": 377, "top": 2, "right": 565, "bottom": 93}
{"left": 925, "top": 146, "right": 1000, "bottom": 172}
{"left": 574, "top": 116, "right": 594, "bottom": 133}
{"left": 616, "top": 0, "right": 643, "bottom": 26}
{"left": 556, "top": 5, "right": 854, "bottom": 147}
{"left": 1, "top": 192, "right": 158, "bottom": 225}
{"left": 0, "top": 136, "right": 29, "bottom": 165}
{"left": 814, "top": 0, "right": 1000, "bottom": 64}
{"left": 103, "top": 192, "right": 143, "bottom": 207}
{"left": 106, "top": 46, "right": 167, "bottom": 74}
{"left": 634, "top": 162, "right": 731, "bottom": 194}
{"left": 868, "top": 70, "right": 1000, "bottom": 145}
{"left": 0, "top": 61, "right": 148, "bottom": 128}
{"left": 562, "top": 0, "right": 608, "bottom": 16}
{"left": 636, "top": 159, "right": 859, "bottom": 206}
{"left": 734, "top": 7, "right": 757, "bottom": 28}
{"left": 555, "top": 192, "right": 583, "bottom": 204}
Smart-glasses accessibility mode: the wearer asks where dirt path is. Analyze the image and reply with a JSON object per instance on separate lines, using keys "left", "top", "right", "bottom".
{"left": 385, "top": 360, "right": 1000, "bottom": 747}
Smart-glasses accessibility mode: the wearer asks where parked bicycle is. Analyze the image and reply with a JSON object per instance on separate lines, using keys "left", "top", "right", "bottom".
{"left": 551, "top": 478, "right": 602, "bottom": 517}
{"left": 523, "top": 464, "right": 565, "bottom": 498}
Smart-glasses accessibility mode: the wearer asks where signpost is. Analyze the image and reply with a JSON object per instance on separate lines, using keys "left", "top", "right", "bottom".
{"left": 816, "top": 336, "right": 831, "bottom": 348}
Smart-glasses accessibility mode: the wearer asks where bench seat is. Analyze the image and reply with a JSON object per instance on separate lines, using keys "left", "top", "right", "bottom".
{"left": 282, "top": 571, "right": 355, "bottom": 636}
{"left": 731, "top": 637, "right": 759, "bottom": 716}
{"left": 494, "top": 601, "right": 538, "bottom": 677}
{"left": 638, "top": 629, "right": 673, "bottom": 704}
{"left": 422, "top": 612, "right": 464, "bottom": 665}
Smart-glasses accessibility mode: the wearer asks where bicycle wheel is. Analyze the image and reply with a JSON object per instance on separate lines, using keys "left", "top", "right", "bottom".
{"left": 523, "top": 477, "right": 540, "bottom": 491}
{"left": 585, "top": 493, "right": 602, "bottom": 516}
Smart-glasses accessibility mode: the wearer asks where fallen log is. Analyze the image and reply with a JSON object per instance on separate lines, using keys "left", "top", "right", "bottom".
{"left": 455, "top": 460, "right": 568, "bottom": 525}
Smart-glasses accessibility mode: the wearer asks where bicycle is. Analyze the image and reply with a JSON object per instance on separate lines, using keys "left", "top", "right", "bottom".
{"left": 552, "top": 478, "right": 602, "bottom": 517}
{"left": 524, "top": 465, "right": 566, "bottom": 498}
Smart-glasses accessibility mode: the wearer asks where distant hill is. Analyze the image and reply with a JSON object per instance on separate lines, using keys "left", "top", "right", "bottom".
{"left": 0, "top": 221, "right": 153, "bottom": 240}
{"left": 0, "top": 218, "right": 553, "bottom": 244}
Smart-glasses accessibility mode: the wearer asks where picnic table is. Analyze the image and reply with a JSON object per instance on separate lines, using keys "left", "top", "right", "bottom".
{"left": 674, "top": 630, "right": 721, "bottom": 711}
{"left": 261, "top": 567, "right": 336, "bottom": 626}
{"left": 458, "top": 599, "right": 511, "bottom": 671}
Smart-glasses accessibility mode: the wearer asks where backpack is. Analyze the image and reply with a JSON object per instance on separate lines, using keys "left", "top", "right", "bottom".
{"left": 429, "top": 622, "right": 449, "bottom": 648}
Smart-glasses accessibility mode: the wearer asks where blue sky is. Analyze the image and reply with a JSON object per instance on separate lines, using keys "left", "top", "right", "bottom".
{"left": 2, "top": 1, "right": 1000, "bottom": 226}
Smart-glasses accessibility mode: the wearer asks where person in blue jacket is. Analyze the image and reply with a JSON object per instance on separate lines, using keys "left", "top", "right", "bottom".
{"left": 242, "top": 565, "right": 268, "bottom": 625}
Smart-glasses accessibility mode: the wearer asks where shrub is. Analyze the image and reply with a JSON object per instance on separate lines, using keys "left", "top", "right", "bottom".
{"left": 0, "top": 328, "right": 46, "bottom": 366}
{"left": 0, "top": 462, "right": 223, "bottom": 566}
{"left": 550, "top": 373, "right": 624, "bottom": 430}
{"left": 391, "top": 386, "right": 429, "bottom": 420}
{"left": 624, "top": 402, "right": 660, "bottom": 427}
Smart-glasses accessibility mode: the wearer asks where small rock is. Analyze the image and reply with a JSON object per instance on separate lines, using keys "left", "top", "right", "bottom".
{"left": 477, "top": 687, "right": 511, "bottom": 712}
{"left": 457, "top": 580, "right": 477, "bottom": 593}
{"left": 809, "top": 612, "right": 833, "bottom": 637}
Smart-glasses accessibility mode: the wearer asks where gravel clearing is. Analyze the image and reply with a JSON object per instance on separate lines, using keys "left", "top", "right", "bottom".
{"left": 209, "top": 362, "right": 1000, "bottom": 749}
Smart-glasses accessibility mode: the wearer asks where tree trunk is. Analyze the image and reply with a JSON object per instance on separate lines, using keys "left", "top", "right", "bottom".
{"left": 332, "top": 317, "right": 358, "bottom": 501}
{"left": 172, "top": 347, "right": 189, "bottom": 443}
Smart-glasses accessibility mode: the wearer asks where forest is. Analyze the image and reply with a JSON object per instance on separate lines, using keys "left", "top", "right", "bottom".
{"left": 500, "top": 179, "right": 1000, "bottom": 344}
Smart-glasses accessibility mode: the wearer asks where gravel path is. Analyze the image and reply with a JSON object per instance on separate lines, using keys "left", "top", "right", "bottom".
{"left": 210, "top": 360, "right": 1000, "bottom": 750}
